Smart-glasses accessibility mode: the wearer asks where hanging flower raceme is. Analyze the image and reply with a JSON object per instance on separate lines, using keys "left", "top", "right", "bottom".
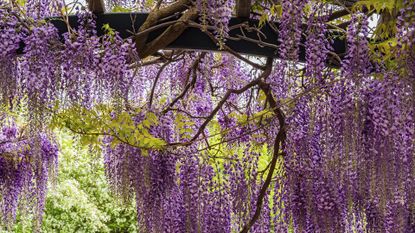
{"left": 60, "top": 11, "right": 101, "bottom": 106}
{"left": 273, "top": 0, "right": 309, "bottom": 103}
{"left": 396, "top": 1, "right": 415, "bottom": 77}
{"left": 0, "top": 4, "right": 26, "bottom": 106}
{"left": 342, "top": 13, "right": 371, "bottom": 80}
{"left": 0, "top": 5, "right": 24, "bottom": 59}
{"left": 2, "top": 8, "right": 138, "bottom": 114}
{"left": 278, "top": 0, "right": 308, "bottom": 61}
{"left": 25, "top": 0, "right": 62, "bottom": 19}
{"left": 283, "top": 70, "right": 415, "bottom": 232}
{"left": 103, "top": 130, "right": 270, "bottom": 233}
{"left": 196, "top": 0, "right": 235, "bottom": 47}
{"left": 305, "top": 9, "right": 331, "bottom": 81}
{"left": 0, "top": 123, "right": 58, "bottom": 230}
{"left": 20, "top": 23, "right": 61, "bottom": 122}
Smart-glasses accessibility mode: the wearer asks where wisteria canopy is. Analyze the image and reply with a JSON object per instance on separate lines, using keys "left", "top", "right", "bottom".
{"left": 0, "top": 0, "right": 414, "bottom": 232}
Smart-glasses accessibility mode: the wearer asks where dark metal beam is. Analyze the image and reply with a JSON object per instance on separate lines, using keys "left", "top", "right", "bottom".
{"left": 27, "top": 13, "right": 345, "bottom": 66}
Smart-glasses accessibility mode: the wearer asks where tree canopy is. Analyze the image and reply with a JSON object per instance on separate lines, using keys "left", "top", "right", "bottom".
{"left": 0, "top": 0, "right": 414, "bottom": 232}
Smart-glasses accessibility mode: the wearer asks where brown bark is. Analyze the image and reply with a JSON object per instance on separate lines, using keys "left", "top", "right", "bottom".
{"left": 240, "top": 58, "right": 287, "bottom": 233}
{"left": 135, "top": 0, "right": 191, "bottom": 54}
{"left": 87, "top": 0, "right": 105, "bottom": 13}
{"left": 236, "top": 0, "right": 251, "bottom": 18}
{"left": 139, "top": 7, "right": 198, "bottom": 59}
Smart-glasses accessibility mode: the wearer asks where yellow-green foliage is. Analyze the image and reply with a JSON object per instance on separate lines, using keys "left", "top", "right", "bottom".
{"left": 12, "top": 132, "right": 137, "bottom": 233}
{"left": 50, "top": 104, "right": 166, "bottom": 151}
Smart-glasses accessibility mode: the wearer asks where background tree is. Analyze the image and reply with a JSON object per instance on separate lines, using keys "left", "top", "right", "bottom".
{"left": 13, "top": 131, "right": 137, "bottom": 233}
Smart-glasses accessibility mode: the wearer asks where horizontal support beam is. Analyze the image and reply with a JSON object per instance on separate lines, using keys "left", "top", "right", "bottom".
{"left": 21, "top": 13, "right": 346, "bottom": 66}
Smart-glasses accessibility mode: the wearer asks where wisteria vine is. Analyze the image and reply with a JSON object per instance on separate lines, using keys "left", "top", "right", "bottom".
{"left": 0, "top": 121, "right": 58, "bottom": 229}
{"left": 0, "top": 0, "right": 414, "bottom": 232}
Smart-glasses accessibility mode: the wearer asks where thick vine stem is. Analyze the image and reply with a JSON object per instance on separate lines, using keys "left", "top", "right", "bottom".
{"left": 140, "top": 7, "right": 198, "bottom": 58}
{"left": 148, "top": 61, "right": 172, "bottom": 108}
{"left": 168, "top": 57, "right": 274, "bottom": 147}
{"left": 240, "top": 59, "right": 287, "bottom": 233}
{"left": 163, "top": 52, "right": 206, "bottom": 112}
{"left": 135, "top": 0, "right": 191, "bottom": 55}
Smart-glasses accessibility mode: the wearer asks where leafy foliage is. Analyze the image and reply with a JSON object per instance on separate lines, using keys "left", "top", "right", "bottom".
{"left": 13, "top": 131, "right": 137, "bottom": 233}
{"left": 50, "top": 104, "right": 166, "bottom": 151}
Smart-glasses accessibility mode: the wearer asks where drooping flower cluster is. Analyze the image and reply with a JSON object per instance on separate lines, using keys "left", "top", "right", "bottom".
{"left": 396, "top": 1, "right": 415, "bottom": 77}
{"left": 0, "top": 8, "right": 137, "bottom": 125}
{"left": 0, "top": 4, "right": 26, "bottom": 106}
{"left": 59, "top": 11, "right": 138, "bottom": 108}
{"left": 0, "top": 123, "right": 58, "bottom": 229}
{"left": 196, "top": 0, "right": 235, "bottom": 47}
{"left": 20, "top": 24, "right": 61, "bottom": 116}
{"left": 104, "top": 138, "right": 272, "bottom": 232}
{"left": 281, "top": 10, "right": 415, "bottom": 231}
{"left": 305, "top": 7, "right": 331, "bottom": 81}
{"left": 342, "top": 14, "right": 371, "bottom": 80}
{"left": 278, "top": 0, "right": 308, "bottom": 61}
{"left": 0, "top": 4, "right": 25, "bottom": 59}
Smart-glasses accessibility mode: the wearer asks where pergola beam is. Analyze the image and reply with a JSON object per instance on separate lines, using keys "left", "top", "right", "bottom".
{"left": 19, "top": 13, "right": 345, "bottom": 66}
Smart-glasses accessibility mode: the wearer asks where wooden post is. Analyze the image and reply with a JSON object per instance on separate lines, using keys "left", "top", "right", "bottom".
{"left": 236, "top": 0, "right": 250, "bottom": 18}
{"left": 87, "top": 0, "right": 105, "bottom": 14}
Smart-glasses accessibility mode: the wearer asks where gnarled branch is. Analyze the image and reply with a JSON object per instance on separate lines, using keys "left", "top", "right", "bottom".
{"left": 139, "top": 7, "right": 198, "bottom": 58}
{"left": 240, "top": 62, "right": 287, "bottom": 233}
{"left": 135, "top": 0, "right": 191, "bottom": 54}
{"left": 163, "top": 52, "right": 206, "bottom": 112}
{"left": 169, "top": 57, "right": 273, "bottom": 147}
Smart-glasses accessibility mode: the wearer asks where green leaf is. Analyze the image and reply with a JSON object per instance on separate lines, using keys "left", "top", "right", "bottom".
{"left": 102, "top": 24, "right": 116, "bottom": 37}
{"left": 112, "top": 5, "right": 132, "bottom": 13}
